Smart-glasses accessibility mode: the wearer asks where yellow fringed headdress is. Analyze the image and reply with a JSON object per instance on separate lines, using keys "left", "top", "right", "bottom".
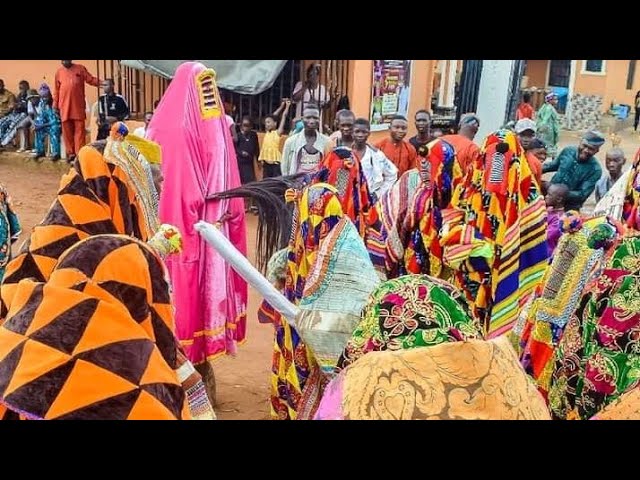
{"left": 126, "top": 134, "right": 162, "bottom": 165}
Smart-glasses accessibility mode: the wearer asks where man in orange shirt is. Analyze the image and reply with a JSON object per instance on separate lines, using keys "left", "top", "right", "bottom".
{"left": 54, "top": 60, "right": 100, "bottom": 162}
{"left": 374, "top": 115, "right": 417, "bottom": 177}
{"left": 514, "top": 118, "right": 543, "bottom": 186}
{"left": 441, "top": 113, "right": 481, "bottom": 175}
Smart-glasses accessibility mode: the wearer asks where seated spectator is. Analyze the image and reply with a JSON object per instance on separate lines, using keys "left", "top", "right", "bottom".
{"left": 0, "top": 81, "right": 31, "bottom": 148}
{"left": 15, "top": 90, "right": 41, "bottom": 152}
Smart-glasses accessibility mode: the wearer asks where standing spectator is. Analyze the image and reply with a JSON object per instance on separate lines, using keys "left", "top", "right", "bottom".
{"left": 31, "top": 83, "right": 61, "bottom": 161}
{"left": 536, "top": 92, "right": 560, "bottom": 159}
{"left": 516, "top": 92, "right": 535, "bottom": 120}
{"left": 54, "top": 60, "right": 100, "bottom": 163}
{"left": 352, "top": 118, "right": 398, "bottom": 201}
{"left": 408, "top": 110, "right": 434, "bottom": 151}
{"left": 0, "top": 81, "right": 30, "bottom": 147}
{"left": 281, "top": 104, "right": 331, "bottom": 175}
{"left": 441, "top": 113, "right": 481, "bottom": 175}
{"left": 329, "top": 110, "right": 356, "bottom": 148}
{"left": 595, "top": 148, "right": 626, "bottom": 203}
{"left": 292, "top": 64, "right": 330, "bottom": 133}
{"left": 542, "top": 130, "right": 604, "bottom": 212}
{"left": 133, "top": 111, "right": 153, "bottom": 138}
{"left": 374, "top": 115, "right": 418, "bottom": 177}
{"left": 96, "top": 79, "right": 130, "bottom": 140}
{"left": 514, "top": 118, "right": 542, "bottom": 185}
{"left": 235, "top": 116, "right": 260, "bottom": 212}
{"left": 259, "top": 100, "right": 291, "bottom": 178}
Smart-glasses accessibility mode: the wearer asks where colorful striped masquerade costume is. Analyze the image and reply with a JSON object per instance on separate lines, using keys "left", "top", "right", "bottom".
{"left": 376, "top": 168, "right": 421, "bottom": 277}
{"left": 314, "top": 147, "right": 386, "bottom": 277}
{"left": 442, "top": 129, "right": 549, "bottom": 338}
{"left": 548, "top": 236, "right": 640, "bottom": 420}
{"left": 270, "top": 183, "right": 344, "bottom": 420}
{"left": 398, "top": 139, "right": 463, "bottom": 279}
{"left": 0, "top": 235, "right": 198, "bottom": 420}
{"left": 147, "top": 62, "right": 247, "bottom": 363}
{"left": 622, "top": 147, "right": 640, "bottom": 230}
{"left": 294, "top": 216, "right": 381, "bottom": 418}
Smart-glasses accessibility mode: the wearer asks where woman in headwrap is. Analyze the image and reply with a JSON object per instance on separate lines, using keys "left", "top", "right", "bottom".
{"left": 0, "top": 123, "right": 162, "bottom": 318}
{"left": 441, "top": 129, "right": 549, "bottom": 338}
{"left": 0, "top": 184, "right": 21, "bottom": 283}
{"left": 392, "top": 139, "right": 463, "bottom": 279}
{"left": 0, "top": 235, "right": 214, "bottom": 420}
{"left": 548, "top": 235, "right": 640, "bottom": 420}
{"left": 317, "top": 275, "right": 549, "bottom": 420}
{"left": 536, "top": 92, "right": 560, "bottom": 159}
{"left": 146, "top": 62, "right": 248, "bottom": 364}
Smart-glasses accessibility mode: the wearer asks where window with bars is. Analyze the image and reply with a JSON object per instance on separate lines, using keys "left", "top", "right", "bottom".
{"left": 95, "top": 60, "right": 350, "bottom": 134}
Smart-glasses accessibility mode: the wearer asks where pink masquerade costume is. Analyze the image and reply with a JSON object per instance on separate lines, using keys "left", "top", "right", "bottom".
{"left": 147, "top": 62, "right": 247, "bottom": 364}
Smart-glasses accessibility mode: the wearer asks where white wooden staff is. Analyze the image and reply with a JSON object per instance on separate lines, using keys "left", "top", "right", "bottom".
{"left": 195, "top": 221, "right": 299, "bottom": 325}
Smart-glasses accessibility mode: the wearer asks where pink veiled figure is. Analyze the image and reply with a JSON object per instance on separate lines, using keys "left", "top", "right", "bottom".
{"left": 147, "top": 61, "right": 247, "bottom": 364}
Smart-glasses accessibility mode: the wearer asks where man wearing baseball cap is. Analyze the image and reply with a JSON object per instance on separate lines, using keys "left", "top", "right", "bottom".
{"left": 515, "top": 118, "right": 542, "bottom": 185}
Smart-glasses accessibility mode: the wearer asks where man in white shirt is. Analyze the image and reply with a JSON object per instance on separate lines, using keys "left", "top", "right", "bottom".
{"left": 352, "top": 117, "right": 397, "bottom": 201}
{"left": 281, "top": 104, "right": 331, "bottom": 176}
{"left": 133, "top": 111, "right": 153, "bottom": 138}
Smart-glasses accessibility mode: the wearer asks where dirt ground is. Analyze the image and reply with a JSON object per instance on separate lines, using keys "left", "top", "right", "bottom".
{"left": 1, "top": 128, "right": 639, "bottom": 420}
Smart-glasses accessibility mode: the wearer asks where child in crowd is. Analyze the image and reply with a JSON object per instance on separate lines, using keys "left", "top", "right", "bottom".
{"left": 259, "top": 99, "right": 291, "bottom": 178}
{"left": 545, "top": 183, "right": 569, "bottom": 257}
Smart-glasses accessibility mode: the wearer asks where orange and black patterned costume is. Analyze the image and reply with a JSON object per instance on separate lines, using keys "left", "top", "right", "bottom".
{"left": 1, "top": 144, "right": 149, "bottom": 318}
{"left": 0, "top": 235, "right": 190, "bottom": 420}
